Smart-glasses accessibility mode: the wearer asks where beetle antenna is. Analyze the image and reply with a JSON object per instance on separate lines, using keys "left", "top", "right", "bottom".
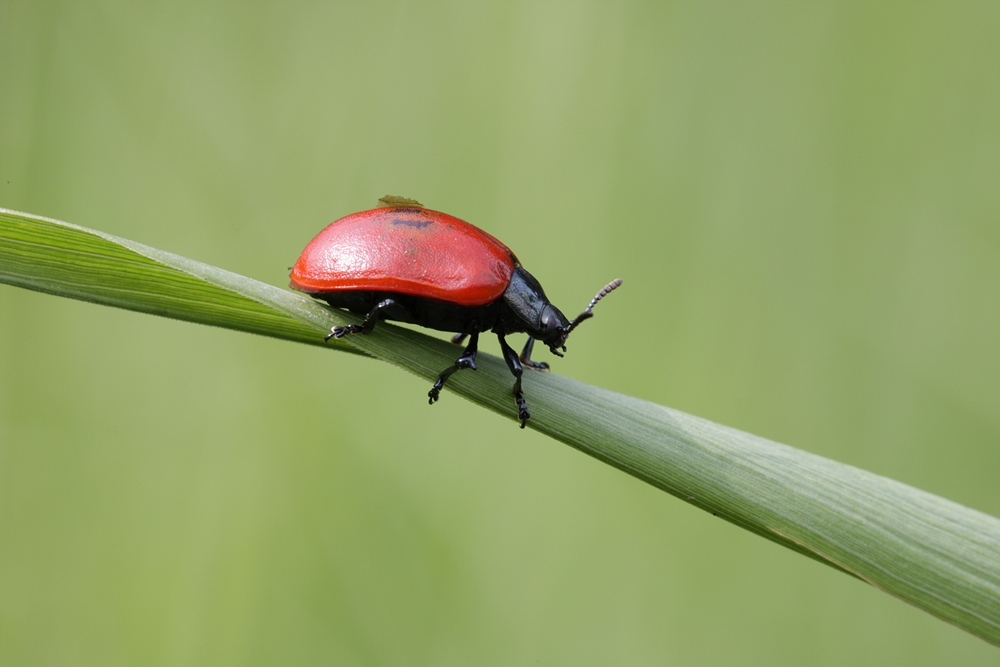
{"left": 563, "top": 278, "right": 623, "bottom": 339}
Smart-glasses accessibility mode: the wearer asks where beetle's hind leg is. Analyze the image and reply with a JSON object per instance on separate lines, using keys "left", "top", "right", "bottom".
{"left": 428, "top": 332, "right": 479, "bottom": 405}
{"left": 325, "top": 298, "right": 397, "bottom": 340}
{"left": 518, "top": 337, "right": 550, "bottom": 371}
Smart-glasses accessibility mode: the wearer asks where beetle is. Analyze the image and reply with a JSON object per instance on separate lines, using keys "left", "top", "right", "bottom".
{"left": 290, "top": 197, "right": 621, "bottom": 428}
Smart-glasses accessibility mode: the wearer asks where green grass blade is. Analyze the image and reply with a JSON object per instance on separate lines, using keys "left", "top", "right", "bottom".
{"left": 2, "top": 207, "right": 999, "bottom": 646}
{"left": 0, "top": 207, "right": 367, "bottom": 355}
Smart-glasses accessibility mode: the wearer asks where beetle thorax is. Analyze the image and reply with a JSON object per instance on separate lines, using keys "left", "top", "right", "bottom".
{"left": 501, "top": 266, "right": 570, "bottom": 342}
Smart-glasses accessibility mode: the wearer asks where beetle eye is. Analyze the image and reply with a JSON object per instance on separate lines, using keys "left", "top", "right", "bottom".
{"left": 538, "top": 304, "right": 568, "bottom": 340}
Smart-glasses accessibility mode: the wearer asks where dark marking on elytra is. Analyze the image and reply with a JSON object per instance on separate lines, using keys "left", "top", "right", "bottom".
{"left": 391, "top": 211, "right": 434, "bottom": 228}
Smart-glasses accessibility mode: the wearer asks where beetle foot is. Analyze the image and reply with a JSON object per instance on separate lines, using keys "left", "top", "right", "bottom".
{"left": 514, "top": 393, "right": 530, "bottom": 428}
{"left": 325, "top": 324, "right": 364, "bottom": 341}
{"left": 428, "top": 382, "right": 443, "bottom": 405}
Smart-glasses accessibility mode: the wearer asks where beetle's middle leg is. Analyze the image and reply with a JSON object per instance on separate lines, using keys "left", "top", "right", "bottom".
{"left": 428, "top": 332, "right": 479, "bottom": 404}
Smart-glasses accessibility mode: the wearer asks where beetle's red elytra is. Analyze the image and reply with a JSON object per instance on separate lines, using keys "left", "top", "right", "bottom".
{"left": 291, "top": 197, "right": 621, "bottom": 428}
{"left": 291, "top": 205, "right": 517, "bottom": 306}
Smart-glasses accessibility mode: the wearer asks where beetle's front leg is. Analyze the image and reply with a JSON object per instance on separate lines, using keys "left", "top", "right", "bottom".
{"left": 498, "top": 334, "right": 530, "bottom": 428}
{"left": 518, "top": 337, "right": 550, "bottom": 371}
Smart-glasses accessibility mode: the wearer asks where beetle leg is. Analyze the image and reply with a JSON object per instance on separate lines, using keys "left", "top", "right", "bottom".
{"left": 518, "top": 337, "right": 550, "bottom": 371}
{"left": 428, "top": 332, "right": 479, "bottom": 405}
{"left": 451, "top": 333, "right": 468, "bottom": 345}
{"left": 498, "top": 334, "right": 530, "bottom": 428}
{"left": 325, "top": 298, "right": 397, "bottom": 340}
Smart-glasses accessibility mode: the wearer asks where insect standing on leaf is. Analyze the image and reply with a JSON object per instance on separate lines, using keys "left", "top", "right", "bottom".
{"left": 289, "top": 196, "right": 622, "bottom": 428}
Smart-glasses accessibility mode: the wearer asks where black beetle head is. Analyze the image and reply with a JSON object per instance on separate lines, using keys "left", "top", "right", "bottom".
{"left": 537, "top": 302, "right": 571, "bottom": 354}
{"left": 548, "top": 279, "right": 623, "bottom": 355}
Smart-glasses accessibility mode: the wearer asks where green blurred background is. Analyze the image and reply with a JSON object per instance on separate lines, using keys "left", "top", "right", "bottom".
{"left": 2, "top": 2, "right": 999, "bottom": 665}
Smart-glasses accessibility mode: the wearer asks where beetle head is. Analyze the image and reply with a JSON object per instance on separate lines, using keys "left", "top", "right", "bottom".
{"left": 535, "top": 303, "right": 571, "bottom": 353}
{"left": 539, "top": 278, "right": 623, "bottom": 356}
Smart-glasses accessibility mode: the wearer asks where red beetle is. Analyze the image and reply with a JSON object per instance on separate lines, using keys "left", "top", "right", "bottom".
{"left": 290, "top": 197, "right": 621, "bottom": 427}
